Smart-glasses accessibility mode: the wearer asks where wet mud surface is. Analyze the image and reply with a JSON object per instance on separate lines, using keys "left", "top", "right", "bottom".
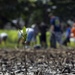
{"left": 0, "top": 48, "right": 75, "bottom": 75}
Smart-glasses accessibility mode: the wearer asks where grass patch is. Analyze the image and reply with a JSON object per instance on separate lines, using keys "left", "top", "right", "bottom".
{"left": 0, "top": 29, "right": 18, "bottom": 48}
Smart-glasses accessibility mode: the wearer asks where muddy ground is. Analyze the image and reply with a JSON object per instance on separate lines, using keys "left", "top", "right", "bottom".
{"left": 0, "top": 48, "right": 75, "bottom": 75}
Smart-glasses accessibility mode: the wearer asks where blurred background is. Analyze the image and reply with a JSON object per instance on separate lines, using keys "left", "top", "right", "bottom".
{"left": 0, "top": 0, "right": 75, "bottom": 29}
{"left": 0, "top": 0, "right": 75, "bottom": 48}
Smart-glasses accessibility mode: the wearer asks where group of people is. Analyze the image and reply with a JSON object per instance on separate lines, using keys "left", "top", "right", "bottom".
{"left": 18, "top": 21, "right": 48, "bottom": 48}
{"left": 18, "top": 13, "right": 75, "bottom": 49}
{"left": 49, "top": 13, "right": 75, "bottom": 48}
{"left": 1, "top": 13, "right": 75, "bottom": 49}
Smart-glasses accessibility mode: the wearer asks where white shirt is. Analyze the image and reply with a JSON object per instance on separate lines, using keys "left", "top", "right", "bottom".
{"left": 26, "top": 28, "right": 34, "bottom": 33}
{"left": 18, "top": 28, "right": 34, "bottom": 38}
{"left": 0, "top": 33, "right": 8, "bottom": 38}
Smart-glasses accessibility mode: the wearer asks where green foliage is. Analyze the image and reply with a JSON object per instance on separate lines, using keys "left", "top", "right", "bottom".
{"left": 29, "top": 9, "right": 43, "bottom": 25}
{"left": 28, "top": 0, "right": 37, "bottom": 3}
{"left": 23, "top": 26, "right": 26, "bottom": 34}
{"left": 22, "top": 26, "right": 27, "bottom": 41}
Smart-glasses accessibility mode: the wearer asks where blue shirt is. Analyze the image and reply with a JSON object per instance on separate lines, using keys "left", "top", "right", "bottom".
{"left": 66, "top": 27, "right": 71, "bottom": 38}
{"left": 50, "top": 16, "right": 61, "bottom": 32}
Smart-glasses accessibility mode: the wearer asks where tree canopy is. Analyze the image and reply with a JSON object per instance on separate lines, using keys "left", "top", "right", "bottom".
{"left": 0, "top": 0, "right": 75, "bottom": 28}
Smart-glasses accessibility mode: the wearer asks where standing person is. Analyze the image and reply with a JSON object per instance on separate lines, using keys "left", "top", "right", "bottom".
{"left": 70, "top": 23, "right": 75, "bottom": 40}
{"left": 63, "top": 24, "right": 71, "bottom": 46}
{"left": 49, "top": 13, "right": 62, "bottom": 48}
{"left": 38, "top": 22, "right": 48, "bottom": 48}
{"left": 31, "top": 23, "right": 39, "bottom": 44}
{"left": 70, "top": 23, "right": 75, "bottom": 47}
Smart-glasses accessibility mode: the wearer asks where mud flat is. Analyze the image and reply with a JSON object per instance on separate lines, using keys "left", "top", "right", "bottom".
{"left": 0, "top": 48, "right": 75, "bottom": 75}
